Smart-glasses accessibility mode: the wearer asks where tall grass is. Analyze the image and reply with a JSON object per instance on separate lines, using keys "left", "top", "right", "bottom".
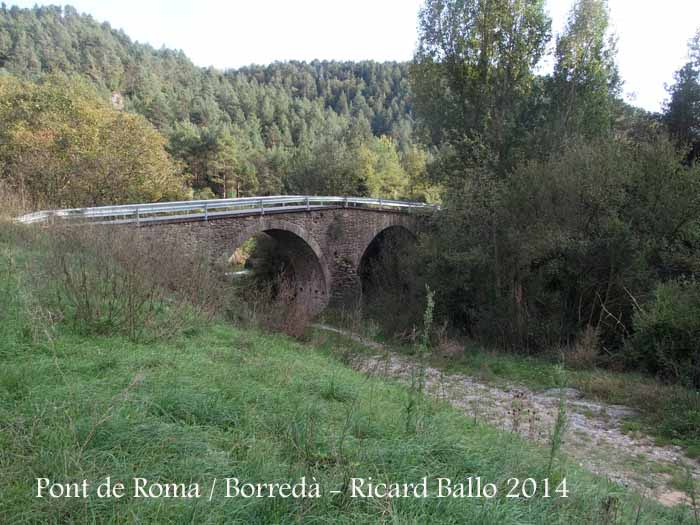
{"left": 0, "top": 184, "right": 34, "bottom": 353}
{"left": 0, "top": 218, "right": 690, "bottom": 523}
{"left": 405, "top": 286, "right": 435, "bottom": 433}
{"left": 0, "top": 278, "right": 684, "bottom": 522}
{"left": 0, "top": 247, "right": 23, "bottom": 353}
{"left": 547, "top": 366, "right": 569, "bottom": 476}
{"left": 0, "top": 181, "right": 29, "bottom": 221}
{"left": 28, "top": 224, "right": 226, "bottom": 342}
{"left": 228, "top": 270, "right": 315, "bottom": 338}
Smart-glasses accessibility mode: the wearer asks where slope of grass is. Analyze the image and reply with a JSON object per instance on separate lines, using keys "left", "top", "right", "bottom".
{"left": 0, "top": 230, "right": 691, "bottom": 523}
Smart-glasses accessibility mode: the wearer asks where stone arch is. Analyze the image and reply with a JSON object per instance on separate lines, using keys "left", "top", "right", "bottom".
{"left": 356, "top": 221, "right": 418, "bottom": 269}
{"left": 355, "top": 223, "right": 421, "bottom": 331}
{"left": 226, "top": 218, "right": 331, "bottom": 316}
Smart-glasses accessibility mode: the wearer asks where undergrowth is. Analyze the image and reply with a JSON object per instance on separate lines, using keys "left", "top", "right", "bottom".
{"left": 0, "top": 223, "right": 692, "bottom": 522}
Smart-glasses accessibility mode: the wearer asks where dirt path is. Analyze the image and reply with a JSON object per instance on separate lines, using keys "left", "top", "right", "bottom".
{"left": 312, "top": 324, "right": 700, "bottom": 507}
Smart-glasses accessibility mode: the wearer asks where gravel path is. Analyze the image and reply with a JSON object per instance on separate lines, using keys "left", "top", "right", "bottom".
{"left": 312, "top": 324, "right": 700, "bottom": 507}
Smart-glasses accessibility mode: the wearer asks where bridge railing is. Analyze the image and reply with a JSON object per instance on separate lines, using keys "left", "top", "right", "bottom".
{"left": 16, "top": 195, "right": 439, "bottom": 225}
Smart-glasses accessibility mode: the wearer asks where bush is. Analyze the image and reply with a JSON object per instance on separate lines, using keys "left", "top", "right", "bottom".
{"left": 656, "top": 390, "right": 700, "bottom": 445}
{"left": 562, "top": 325, "right": 600, "bottom": 370}
{"left": 228, "top": 268, "right": 314, "bottom": 339}
{"left": 32, "top": 224, "right": 227, "bottom": 342}
{"left": 0, "top": 181, "right": 28, "bottom": 222}
{"left": 425, "top": 136, "right": 700, "bottom": 358}
{"left": 627, "top": 279, "right": 700, "bottom": 387}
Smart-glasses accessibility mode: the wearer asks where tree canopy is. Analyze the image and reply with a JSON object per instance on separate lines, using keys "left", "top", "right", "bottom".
{"left": 665, "top": 28, "right": 700, "bottom": 164}
{"left": 412, "top": 0, "right": 700, "bottom": 379}
{"left": 0, "top": 75, "right": 187, "bottom": 207}
{"left": 0, "top": 4, "right": 431, "bottom": 200}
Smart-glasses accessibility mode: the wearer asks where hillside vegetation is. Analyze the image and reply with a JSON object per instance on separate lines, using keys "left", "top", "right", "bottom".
{"left": 1, "top": 1, "right": 699, "bottom": 392}
{"left": 0, "top": 221, "right": 689, "bottom": 524}
{"left": 0, "top": 4, "right": 430, "bottom": 201}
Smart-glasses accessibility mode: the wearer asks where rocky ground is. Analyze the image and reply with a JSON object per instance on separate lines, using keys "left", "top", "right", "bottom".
{"left": 314, "top": 324, "right": 700, "bottom": 507}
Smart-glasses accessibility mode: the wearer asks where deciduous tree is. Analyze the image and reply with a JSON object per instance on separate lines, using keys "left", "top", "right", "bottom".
{"left": 665, "top": 28, "right": 700, "bottom": 164}
{"left": 0, "top": 76, "right": 187, "bottom": 207}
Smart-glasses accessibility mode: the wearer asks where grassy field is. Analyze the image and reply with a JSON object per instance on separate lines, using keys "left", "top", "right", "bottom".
{"left": 0, "top": 228, "right": 693, "bottom": 523}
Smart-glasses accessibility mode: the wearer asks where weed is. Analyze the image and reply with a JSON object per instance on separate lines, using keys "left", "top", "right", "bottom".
{"left": 600, "top": 494, "right": 621, "bottom": 525}
{"left": 30, "top": 224, "right": 222, "bottom": 342}
{"left": 319, "top": 375, "right": 356, "bottom": 403}
{"left": 688, "top": 465, "right": 700, "bottom": 525}
{"left": 509, "top": 391, "right": 526, "bottom": 434}
{"left": 547, "top": 365, "right": 569, "bottom": 476}
{"left": 622, "top": 421, "right": 643, "bottom": 434}
{"left": 405, "top": 285, "right": 434, "bottom": 433}
{"left": 284, "top": 404, "right": 323, "bottom": 466}
{"left": 563, "top": 324, "right": 600, "bottom": 370}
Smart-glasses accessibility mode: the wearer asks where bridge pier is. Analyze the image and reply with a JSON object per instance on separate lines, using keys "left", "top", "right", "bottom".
{"left": 328, "top": 254, "right": 362, "bottom": 310}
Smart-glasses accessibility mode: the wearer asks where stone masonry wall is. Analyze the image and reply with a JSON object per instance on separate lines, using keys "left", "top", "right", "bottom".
{"left": 138, "top": 207, "right": 425, "bottom": 312}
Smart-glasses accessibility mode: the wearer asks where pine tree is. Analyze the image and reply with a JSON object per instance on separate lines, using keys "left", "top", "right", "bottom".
{"left": 665, "top": 28, "right": 700, "bottom": 164}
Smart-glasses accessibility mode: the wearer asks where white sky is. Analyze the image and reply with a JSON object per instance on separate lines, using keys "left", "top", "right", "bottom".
{"left": 8, "top": 0, "right": 699, "bottom": 112}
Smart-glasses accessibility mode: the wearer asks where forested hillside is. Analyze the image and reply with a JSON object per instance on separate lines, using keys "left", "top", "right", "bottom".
{"left": 0, "top": 4, "right": 431, "bottom": 200}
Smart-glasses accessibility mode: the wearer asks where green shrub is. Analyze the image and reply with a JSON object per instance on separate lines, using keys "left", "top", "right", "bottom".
{"left": 33, "top": 225, "right": 225, "bottom": 342}
{"left": 651, "top": 389, "right": 700, "bottom": 450}
{"left": 627, "top": 279, "right": 700, "bottom": 387}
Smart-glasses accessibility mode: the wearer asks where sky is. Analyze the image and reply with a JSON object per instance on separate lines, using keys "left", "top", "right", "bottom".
{"left": 8, "top": 0, "right": 699, "bottom": 112}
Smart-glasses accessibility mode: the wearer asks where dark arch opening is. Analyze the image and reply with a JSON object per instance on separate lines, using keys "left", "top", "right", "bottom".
{"left": 358, "top": 226, "right": 424, "bottom": 336}
{"left": 228, "top": 228, "right": 328, "bottom": 333}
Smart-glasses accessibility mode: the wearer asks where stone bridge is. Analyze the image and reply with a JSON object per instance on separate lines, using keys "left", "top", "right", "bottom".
{"left": 141, "top": 206, "right": 426, "bottom": 315}
{"left": 18, "top": 196, "right": 435, "bottom": 316}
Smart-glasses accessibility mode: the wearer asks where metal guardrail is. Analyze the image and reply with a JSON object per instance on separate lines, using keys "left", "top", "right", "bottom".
{"left": 16, "top": 195, "right": 439, "bottom": 225}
